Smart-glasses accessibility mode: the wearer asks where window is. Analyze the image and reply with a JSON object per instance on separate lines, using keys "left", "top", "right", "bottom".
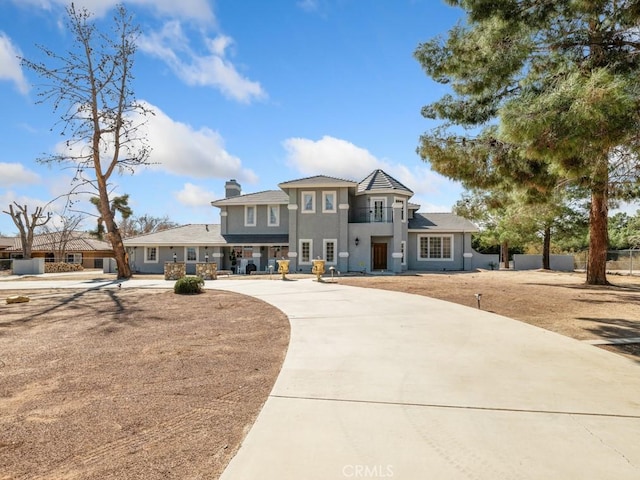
{"left": 66, "top": 253, "right": 83, "bottom": 264}
{"left": 323, "top": 239, "right": 336, "bottom": 264}
{"left": 395, "top": 197, "right": 407, "bottom": 222}
{"left": 322, "top": 191, "right": 336, "bottom": 213}
{"left": 268, "top": 205, "right": 280, "bottom": 226}
{"left": 300, "top": 239, "right": 312, "bottom": 264}
{"left": 401, "top": 240, "right": 406, "bottom": 265}
{"left": 145, "top": 247, "right": 158, "bottom": 263}
{"left": 371, "top": 197, "right": 386, "bottom": 222}
{"left": 185, "top": 247, "right": 197, "bottom": 262}
{"left": 301, "top": 191, "right": 315, "bottom": 213}
{"left": 418, "top": 235, "right": 453, "bottom": 261}
{"left": 245, "top": 205, "right": 256, "bottom": 226}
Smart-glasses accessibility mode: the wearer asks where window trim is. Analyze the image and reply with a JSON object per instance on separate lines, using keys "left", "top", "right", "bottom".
{"left": 267, "top": 204, "right": 280, "bottom": 227}
{"left": 322, "top": 191, "right": 337, "bottom": 213}
{"left": 299, "top": 239, "right": 313, "bottom": 264}
{"left": 66, "top": 252, "right": 83, "bottom": 264}
{"left": 144, "top": 246, "right": 158, "bottom": 264}
{"left": 370, "top": 196, "right": 387, "bottom": 222}
{"left": 323, "top": 238, "right": 337, "bottom": 265}
{"left": 394, "top": 196, "right": 407, "bottom": 223}
{"left": 301, "top": 191, "right": 316, "bottom": 214}
{"left": 184, "top": 246, "right": 198, "bottom": 263}
{"left": 417, "top": 234, "right": 454, "bottom": 261}
{"left": 244, "top": 205, "right": 256, "bottom": 227}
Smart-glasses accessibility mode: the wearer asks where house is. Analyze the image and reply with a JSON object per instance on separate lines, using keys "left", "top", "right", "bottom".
{"left": 124, "top": 169, "right": 488, "bottom": 275}
{"left": 0, "top": 232, "right": 114, "bottom": 269}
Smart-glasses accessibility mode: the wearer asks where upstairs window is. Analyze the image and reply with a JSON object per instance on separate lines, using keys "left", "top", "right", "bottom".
{"left": 322, "top": 191, "right": 336, "bottom": 213}
{"left": 302, "top": 191, "right": 316, "bottom": 213}
{"left": 245, "top": 205, "right": 256, "bottom": 226}
{"left": 268, "top": 205, "right": 279, "bottom": 226}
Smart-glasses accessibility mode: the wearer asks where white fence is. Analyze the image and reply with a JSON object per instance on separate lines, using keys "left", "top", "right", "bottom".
{"left": 513, "top": 254, "right": 575, "bottom": 272}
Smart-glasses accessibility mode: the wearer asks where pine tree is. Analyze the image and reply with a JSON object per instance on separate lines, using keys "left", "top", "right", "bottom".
{"left": 415, "top": 0, "right": 640, "bottom": 284}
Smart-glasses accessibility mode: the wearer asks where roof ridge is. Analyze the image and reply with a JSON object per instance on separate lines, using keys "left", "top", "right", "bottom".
{"left": 279, "top": 174, "right": 357, "bottom": 185}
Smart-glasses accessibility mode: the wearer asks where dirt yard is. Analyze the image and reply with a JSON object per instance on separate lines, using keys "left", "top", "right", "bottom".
{"left": 1, "top": 269, "right": 639, "bottom": 479}
{"left": 339, "top": 270, "right": 640, "bottom": 360}
{"left": 0, "top": 288, "right": 289, "bottom": 480}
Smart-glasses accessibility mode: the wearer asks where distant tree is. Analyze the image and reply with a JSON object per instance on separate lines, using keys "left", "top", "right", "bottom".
{"left": 609, "top": 211, "right": 640, "bottom": 250}
{"left": 119, "top": 214, "right": 179, "bottom": 238}
{"left": 21, "top": 4, "right": 152, "bottom": 279}
{"left": 415, "top": 1, "right": 640, "bottom": 284}
{"left": 454, "top": 190, "right": 527, "bottom": 268}
{"left": 455, "top": 187, "right": 589, "bottom": 269}
{"left": 2, "top": 202, "right": 51, "bottom": 259}
{"left": 38, "top": 213, "right": 85, "bottom": 262}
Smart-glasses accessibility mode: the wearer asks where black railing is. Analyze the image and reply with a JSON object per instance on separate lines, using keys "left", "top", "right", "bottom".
{"left": 351, "top": 207, "right": 394, "bottom": 223}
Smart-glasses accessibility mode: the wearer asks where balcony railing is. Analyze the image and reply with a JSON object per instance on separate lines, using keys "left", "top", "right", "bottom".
{"left": 351, "top": 207, "right": 394, "bottom": 223}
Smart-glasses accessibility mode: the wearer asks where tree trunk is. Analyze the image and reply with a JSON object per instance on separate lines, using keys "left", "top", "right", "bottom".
{"left": 542, "top": 225, "right": 551, "bottom": 270}
{"left": 97, "top": 182, "right": 132, "bottom": 279}
{"left": 501, "top": 241, "right": 509, "bottom": 269}
{"left": 586, "top": 159, "right": 608, "bottom": 285}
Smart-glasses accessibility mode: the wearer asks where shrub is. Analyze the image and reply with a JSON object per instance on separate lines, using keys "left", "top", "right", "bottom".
{"left": 174, "top": 276, "right": 204, "bottom": 295}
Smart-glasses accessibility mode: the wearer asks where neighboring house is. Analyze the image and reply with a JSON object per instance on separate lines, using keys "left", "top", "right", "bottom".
{"left": 0, "top": 237, "right": 12, "bottom": 251}
{"left": 124, "top": 169, "right": 487, "bottom": 275}
{"left": 0, "top": 232, "right": 114, "bottom": 269}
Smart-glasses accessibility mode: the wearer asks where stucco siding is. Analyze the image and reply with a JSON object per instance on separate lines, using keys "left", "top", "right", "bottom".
{"left": 225, "top": 204, "right": 288, "bottom": 234}
{"left": 407, "top": 232, "right": 467, "bottom": 271}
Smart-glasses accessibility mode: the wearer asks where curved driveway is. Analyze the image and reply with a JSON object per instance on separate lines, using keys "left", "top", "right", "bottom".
{"left": 2, "top": 276, "right": 640, "bottom": 478}
{"left": 214, "top": 278, "right": 640, "bottom": 480}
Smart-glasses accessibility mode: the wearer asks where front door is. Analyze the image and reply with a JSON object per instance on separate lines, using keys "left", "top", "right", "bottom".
{"left": 372, "top": 243, "right": 387, "bottom": 270}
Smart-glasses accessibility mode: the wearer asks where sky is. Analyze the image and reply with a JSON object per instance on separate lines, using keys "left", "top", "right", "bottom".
{"left": 0, "top": 0, "right": 468, "bottom": 235}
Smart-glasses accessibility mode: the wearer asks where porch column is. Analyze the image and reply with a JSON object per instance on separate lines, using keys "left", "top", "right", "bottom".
{"left": 391, "top": 201, "right": 403, "bottom": 273}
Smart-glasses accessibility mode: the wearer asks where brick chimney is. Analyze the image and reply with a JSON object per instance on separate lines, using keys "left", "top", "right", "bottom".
{"left": 225, "top": 179, "right": 241, "bottom": 198}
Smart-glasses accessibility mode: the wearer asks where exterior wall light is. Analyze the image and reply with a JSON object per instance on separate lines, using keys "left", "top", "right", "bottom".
{"left": 355, "top": 237, "right": 360, "bottom": 246}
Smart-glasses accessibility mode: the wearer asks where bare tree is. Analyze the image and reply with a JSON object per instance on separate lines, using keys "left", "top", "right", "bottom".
{"left": 38, "top": 213, "right": 85, "bottom": 262}
{"left": 120, "top": 214, "right": 179, "bottom": 238}
{"left": 21, "top": 4, "right": 152, "bottom": 279}
{"left": 2, "top": 203, "right": 51, "bottom": 259}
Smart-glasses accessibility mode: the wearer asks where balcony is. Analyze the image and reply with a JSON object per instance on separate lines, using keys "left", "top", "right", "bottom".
{"left": 351, "top": 207, "right": 394, "bottom": 224}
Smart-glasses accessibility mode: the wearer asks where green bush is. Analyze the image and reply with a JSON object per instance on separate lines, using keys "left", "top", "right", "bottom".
{"left": 174, "top": 276, "right": 204, "bottom": 295}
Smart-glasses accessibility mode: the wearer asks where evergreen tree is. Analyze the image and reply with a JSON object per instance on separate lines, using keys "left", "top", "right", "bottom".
{"left": 415, "top": 0, "right": 640, "bottom": 284}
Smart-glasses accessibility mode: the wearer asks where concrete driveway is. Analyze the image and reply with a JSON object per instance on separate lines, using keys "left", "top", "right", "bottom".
{"left": 213, "top": 279, "right": 640, "bottom": 480}
{"left": 2, "top": 275, "right": 640, "bottom": 478}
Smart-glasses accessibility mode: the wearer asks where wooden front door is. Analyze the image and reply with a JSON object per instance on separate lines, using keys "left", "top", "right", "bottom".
{"left": 372, "top": 243, "right": 387, "bottom": 270}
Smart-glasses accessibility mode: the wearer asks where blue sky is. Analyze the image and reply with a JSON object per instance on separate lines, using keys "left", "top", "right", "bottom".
{"left": 0, "top": 0, "right": 465, "bottom": 235}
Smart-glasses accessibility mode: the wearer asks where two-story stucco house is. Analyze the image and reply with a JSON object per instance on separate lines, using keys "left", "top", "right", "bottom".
{"left": 124, "top": 169, "right": 486, "bottom": 275}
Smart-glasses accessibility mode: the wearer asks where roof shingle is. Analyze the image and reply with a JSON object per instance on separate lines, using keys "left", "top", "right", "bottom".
{"left": 357, "top": 169, "right": 413, "bottom": 195}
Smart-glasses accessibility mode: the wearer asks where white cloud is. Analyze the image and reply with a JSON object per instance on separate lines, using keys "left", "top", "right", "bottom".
{"left": 174, "top": 183, "right": 217, "bottom": 207}
{"left": 141, "top": 102, "right": 258, "bottom": 182}
{"left": 138, "top": 22, "right": 266, "bottom": 103}
{"left": 283, "top": 136, "right": 380, "bottom": 179}
{"left": 10, "top": 0, "right": 214, "bottom": 21}
{"left": 283, "top": 135, "right": 461, "bottom": 211}
{"left": 49, "top": 101, "right": 257, "bottom": 183}
{"left": 0, "top": 162, "right": 41, "bottom": 187}
{"left": 0, "top": 32, "right": 29, "bottom": 95}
